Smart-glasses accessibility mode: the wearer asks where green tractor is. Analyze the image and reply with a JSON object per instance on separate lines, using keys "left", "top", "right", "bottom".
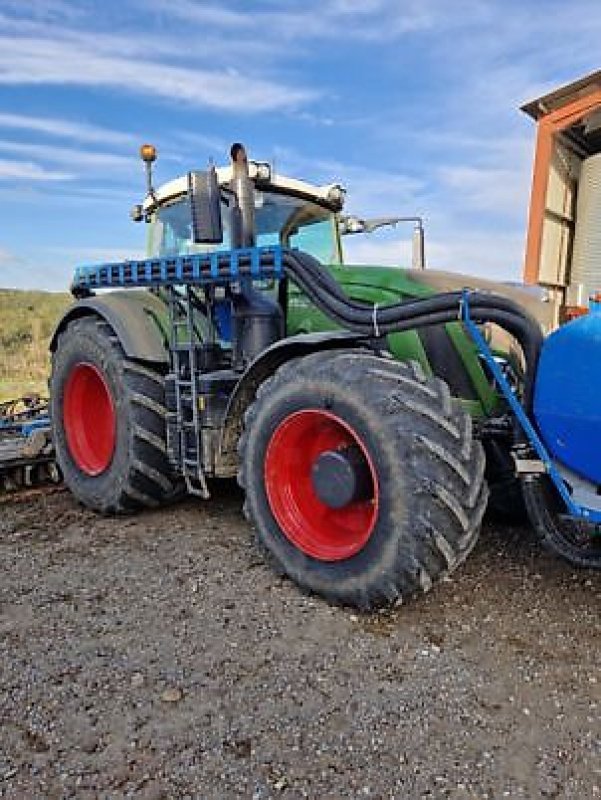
{"left": 49, "top": 128, "right": 599, "bottom": 608}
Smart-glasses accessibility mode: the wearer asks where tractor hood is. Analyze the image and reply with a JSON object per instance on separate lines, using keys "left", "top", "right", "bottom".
{"left": 330, "top": 262, "right": 552, "bottom": 331}
{"left": 404, "top": 268, "right": 554, "bottom": 332}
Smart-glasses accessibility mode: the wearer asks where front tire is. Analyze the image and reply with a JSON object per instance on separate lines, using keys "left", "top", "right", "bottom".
{"left": 50, "top": 316, "right": 179, "bottom": 513}
{"left": 238, "top": 350, "right": 488, "bottom": 608}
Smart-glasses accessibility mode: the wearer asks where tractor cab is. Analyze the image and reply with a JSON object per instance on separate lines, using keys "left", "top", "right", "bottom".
{"left": 136, "top": 157, "right": 345, "bottom": 267}
{"left": 137, "top": 155, "right": 428, "bottom": 271}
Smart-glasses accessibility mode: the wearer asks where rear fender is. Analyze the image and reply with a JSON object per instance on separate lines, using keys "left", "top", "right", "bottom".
{"left": 49, "top": 290, "right": 170, "bottom": 365}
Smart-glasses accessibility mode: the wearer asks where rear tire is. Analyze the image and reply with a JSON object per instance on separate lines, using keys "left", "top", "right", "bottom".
{"left": 238, "top": 350, "right": 488, "bottom": 608}
{"left": 50, "top": 316, "right": 180, "bottom": 513}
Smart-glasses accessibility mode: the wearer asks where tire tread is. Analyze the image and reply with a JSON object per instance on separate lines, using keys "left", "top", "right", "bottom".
{"left": 50, "top": 315, "right": 180, "bottom": 514}
{"left": 238, "top": 349, "right": 488, "bottom": 608}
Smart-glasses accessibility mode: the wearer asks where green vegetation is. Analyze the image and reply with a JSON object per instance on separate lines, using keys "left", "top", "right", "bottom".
{"left": 0, "top": 290, "right": 71, "bottom": 402}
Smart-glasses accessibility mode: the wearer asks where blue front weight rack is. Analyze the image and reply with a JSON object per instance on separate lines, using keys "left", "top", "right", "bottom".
{"left": 72, "top": 245, "right": 285, "bottom": 292}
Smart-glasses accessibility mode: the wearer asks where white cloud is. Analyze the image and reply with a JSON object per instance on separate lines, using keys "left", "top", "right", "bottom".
{"left": 0, "top": 140, "right": 135, "bottom": 171}
{"left": 145, "top": 0, "right": 462, "bottom": 42}
{"left": 438, "top": 165, "right": 530, "bottom": 219}
{"left": 425, "top": 230, "right": 525, "bottom": 282}
{"left": 0, "top": 5, "right": 317, "bottom": 114}
{"left": 272, "top": 145, "right": 423, "bottom": 210}
{"left": 169, "top": 131, "right": 230, "bottom": 157}
{"left": 0, "top": 113, "right": 137, "bottom": 147}
{"left": 342, "top": 227, "right": 524, "bottom": 282}
{"left": 0, "top": 34, "right": 316, "bottom": 112}
{"left": 0, "top": 184, "right": 138, "bottom": 209}
{"left": 147, "top": 2, "right": 250, "bottom": 29}
{"left": 0, "top": 159, "right": 74, "bottom": 181}
{"left": 0, "top": 0, "right": 84, "bottom": 23}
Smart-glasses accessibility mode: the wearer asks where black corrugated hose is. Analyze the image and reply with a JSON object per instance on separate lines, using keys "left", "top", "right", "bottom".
{"left": 260, "top": 249, "right": 543, "bottom": 412}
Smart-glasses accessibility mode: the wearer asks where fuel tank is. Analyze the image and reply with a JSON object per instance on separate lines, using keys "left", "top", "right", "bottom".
{"left": 534, "top": 309, "right": 601, "bottom": 484}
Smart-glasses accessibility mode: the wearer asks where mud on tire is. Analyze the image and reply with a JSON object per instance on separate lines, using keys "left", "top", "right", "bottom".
{"left": 50, "top": 316, "right": 179, "bottom": 513}
{"left": 238, "top": 350, "right": 488, "bottom": 609}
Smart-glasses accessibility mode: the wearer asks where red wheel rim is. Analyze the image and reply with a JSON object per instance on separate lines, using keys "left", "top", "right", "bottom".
{"left": 63, "top": 363, "right": 116, "bottom": 476}
{"left": 264, "top": 409, "right": 379, "bottom": 561}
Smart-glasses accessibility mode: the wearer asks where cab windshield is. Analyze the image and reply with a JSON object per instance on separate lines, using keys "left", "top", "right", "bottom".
{"left": 148, "top": 191, "right": 342, "bottom": 264}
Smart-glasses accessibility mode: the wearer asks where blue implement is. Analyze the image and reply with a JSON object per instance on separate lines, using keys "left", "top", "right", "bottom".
{"left": 534, "top": 309, "right": 601, "bottom": 485}
{"left": 461, "top": 290, "right": 601, "bottom": 525}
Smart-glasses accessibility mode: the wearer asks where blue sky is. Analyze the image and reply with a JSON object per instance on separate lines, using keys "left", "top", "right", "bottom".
{"left": 0, "top": 0, "right": 600, "bottom": 290}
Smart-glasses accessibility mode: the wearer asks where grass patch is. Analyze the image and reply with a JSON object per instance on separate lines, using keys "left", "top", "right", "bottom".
{"left": 0, "top": 289, "right": 72, "bottom": 402}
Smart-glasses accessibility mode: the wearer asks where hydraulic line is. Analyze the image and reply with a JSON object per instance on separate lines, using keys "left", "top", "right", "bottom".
{"left": 72, "top": 245, "right": 542, "bottom": 410}
{"left": 257, "top": 250, "right": 541, "bottom": 405}
{"left": 225, "top": 248, "right": 542, "bottom": 409}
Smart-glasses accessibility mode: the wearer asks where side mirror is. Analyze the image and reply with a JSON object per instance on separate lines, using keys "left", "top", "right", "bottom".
{"left": 339, "top": 214, "right": 426, "bottom": 270}
{"left": 188, "top": 165, "right": 223, "bottom": 244}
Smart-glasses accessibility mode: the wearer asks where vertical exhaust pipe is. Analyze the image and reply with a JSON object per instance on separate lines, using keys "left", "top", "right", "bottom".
{"left": 412, "top": 219, "right": 425, "bottom": 270}
{"left": 228, "top": 143, "right": 283, "bottom": 368}
{"left": 229, "top": 143, "right": 256, "bottom": 248}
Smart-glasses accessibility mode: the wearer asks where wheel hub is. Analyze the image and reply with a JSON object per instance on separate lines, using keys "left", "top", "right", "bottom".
{"left": 311, "top": 445, "right": 372, "bottom": 509}
{"left": 264, "top": 409, "right": 379, "bottom": 561}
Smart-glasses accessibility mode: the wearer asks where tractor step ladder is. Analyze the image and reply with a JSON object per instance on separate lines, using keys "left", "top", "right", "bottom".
{"left": 167, "top": 286, "right": 209, "bottom": 499}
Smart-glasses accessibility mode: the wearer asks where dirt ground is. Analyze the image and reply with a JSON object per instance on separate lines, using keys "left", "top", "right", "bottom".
{"left": 0, "top": 484, "right": 599, "bottom": 799}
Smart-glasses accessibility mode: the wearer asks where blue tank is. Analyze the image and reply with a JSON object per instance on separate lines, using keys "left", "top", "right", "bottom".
{"left": 534, "top": 310, "right": 601, "bottom": 484}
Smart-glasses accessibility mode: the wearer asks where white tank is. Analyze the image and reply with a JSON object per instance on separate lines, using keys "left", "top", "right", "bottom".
{"left": 571, "top": 152, "right": 601, "bottom": 296}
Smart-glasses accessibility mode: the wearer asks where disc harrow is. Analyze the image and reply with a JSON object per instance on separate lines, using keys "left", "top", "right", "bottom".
{"left": 0, "top": 396, "right": 61, "bottom": 494}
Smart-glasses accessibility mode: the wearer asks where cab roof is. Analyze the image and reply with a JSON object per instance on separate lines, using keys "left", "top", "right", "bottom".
{"left": 142, "top": 160, "right": 346, "bottom": 214}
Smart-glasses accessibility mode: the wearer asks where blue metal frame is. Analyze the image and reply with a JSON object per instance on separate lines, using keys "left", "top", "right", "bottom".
{"left": 461, "top": 290, "right": 601, "bottom": 524}
{"left": 0, "top": 415, "right": 50, "bottom": 434}
{"left": 72, "top": 245, "right": 284, "bottom": 291}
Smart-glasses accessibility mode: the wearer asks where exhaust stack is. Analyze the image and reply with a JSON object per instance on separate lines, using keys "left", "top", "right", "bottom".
{"left": 229, "top": 143, "right": 256, "bottom": 249}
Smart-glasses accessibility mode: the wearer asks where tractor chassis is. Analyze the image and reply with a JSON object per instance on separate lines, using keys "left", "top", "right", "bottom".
{"left": 49, "top": 244, "right": 601, "bottom": 605}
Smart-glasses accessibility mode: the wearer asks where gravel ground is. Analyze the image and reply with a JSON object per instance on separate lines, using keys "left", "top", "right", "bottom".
{"left": 1, "top": 483, "right": 599, "bottom": 799}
